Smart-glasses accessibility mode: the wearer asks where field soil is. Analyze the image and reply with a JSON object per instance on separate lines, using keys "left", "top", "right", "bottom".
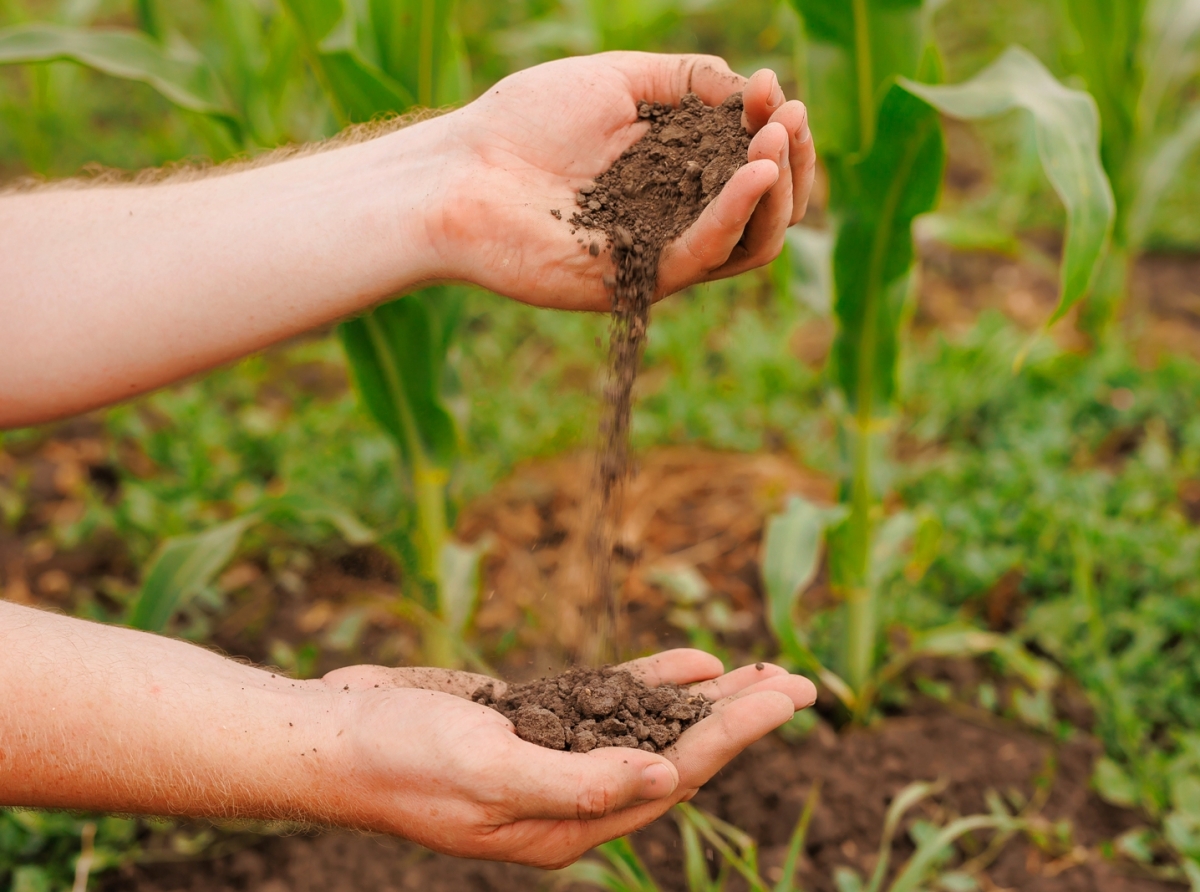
{"left": 100, "top": 701, "right": 1177, "bottom": 892}
{"left": 70, "top": 445, "right": 1181, "bottom": 892}
{"left": 5, "top": 247, "right": 1200, "bottom": 890}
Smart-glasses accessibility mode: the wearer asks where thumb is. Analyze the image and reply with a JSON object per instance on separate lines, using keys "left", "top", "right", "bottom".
{"left": 502, "top": 743, "right": 680, "bottom": 821}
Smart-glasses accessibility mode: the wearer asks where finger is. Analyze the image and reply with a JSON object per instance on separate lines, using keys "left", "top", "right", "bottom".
{"left": 668, "top": 689, "right": 799, "bottom": 789}
{"left": 657, "top": 158, "right": 778, "bottom": 296}
{"left": 710, "top": 120, "right": 792, "bottom": 276}
{"left": 605, "top": 51, "right": 747, "bottom": 107}
{"left": 770, "top": 99, "right": 816, "bottom": 223}
{"left": 685, "top": 662, "right": 791, "bottom": 700}
{"left": 321, "top": 665, "right": 501, "bottom": 699}
{"left": 499, "top": 742, "right": 679, "bottom": 823}
{"left": 742, "top": 68, "right": 786, "bottom": 133}
{"left": 620, "top": 649, "right": 725, "bottom": 687}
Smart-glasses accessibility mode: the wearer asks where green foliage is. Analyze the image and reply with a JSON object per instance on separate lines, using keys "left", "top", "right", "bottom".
{"left": 0, "top": 23, "right": 236, "bottom": 122}
{"left": 902, "top": 47, "right": 1116, "bottom": 329}
{"left": 781, "top": 0, "right": 1113, "bottom": 702}
{"left": 0, "top": 812, "right": 137, "bottom": 892}
{"left": 891, "top": 313, "right": 1200, "bottom": 869}
{"left": 126, "top": 494, "right": 374, "bottom": 632}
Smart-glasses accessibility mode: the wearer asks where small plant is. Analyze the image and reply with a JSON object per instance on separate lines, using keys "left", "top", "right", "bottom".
{"left": 765, "top": 2, "right": 1112, "bottom": 718}
{"left": 1057, "top": 0, "right": 1200, "bottom": 333}
{"left": 562, "top": 780, "right": 1026, "bottom": 892}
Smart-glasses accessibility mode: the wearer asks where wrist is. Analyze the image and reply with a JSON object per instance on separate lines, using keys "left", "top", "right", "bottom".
{"left": 347, "top": 112, "right": 470, "bottom": 294}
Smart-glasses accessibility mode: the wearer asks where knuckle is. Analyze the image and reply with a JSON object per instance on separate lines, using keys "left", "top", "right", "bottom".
{"left": 576, "top": 778, "right": 619, "bottom": 820}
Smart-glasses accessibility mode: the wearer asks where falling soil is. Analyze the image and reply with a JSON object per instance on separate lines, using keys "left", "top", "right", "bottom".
{"left": 471, "top": 665, "right": 711, "bottom": 753}
{"left": 571, "top": 93, "right": 752, "bottom": 659}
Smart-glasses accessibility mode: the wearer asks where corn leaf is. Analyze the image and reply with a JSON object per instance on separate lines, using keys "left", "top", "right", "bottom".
{"left": 439, "top": 538, "right": 488, "bottom": 635}
{"left": 788, "top": 0, "right": 925, "bottom": 157}
{"left": 369, "top": 0, "right": 469, "bottom": 106}
{"left": 127, "top": 514, "right": 258, "bottom": 631}
{"left": 762, "top": 495, "right": 844, "bottom": 663}
{"left": 830, "top": 84, "right": 944, "bottom": 417}
{"left": 0, "top": 23, "right": 236, "bottom": 122}
{"left": 901, "top": 46, "right": 1115, "bottom": 325}
{"left": 889, "top": 814, "right": 1018, "bottom": 892}
{"left": 279, "top": 0, "right": 413, "bottom": 122}
{"left": 1130, "top": 103, "right": 1200, "bottom": 245}
{"left": 339, "top": 289, "right": 462, "bottom": 473}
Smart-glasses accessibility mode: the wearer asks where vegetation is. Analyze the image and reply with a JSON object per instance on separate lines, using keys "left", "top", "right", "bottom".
{"left": 3, "top": 0, "right": 1200, "bottom": 887}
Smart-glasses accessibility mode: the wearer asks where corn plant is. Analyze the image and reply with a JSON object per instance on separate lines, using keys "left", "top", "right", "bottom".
{"left": 766, "top": 1, "right": 1113, "bottom": 717}
{"left": 562, "top": 781, "right": 1023, "bottom": 892}
{"left": 1056, "top": 0, "right": 1200, "bottom": 333}
{"left": 0, "top": 0, "right": 485, "bottom": 665}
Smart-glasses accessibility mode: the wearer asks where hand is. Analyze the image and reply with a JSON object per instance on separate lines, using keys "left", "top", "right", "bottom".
{"left": 427, "top": 52, "right": 816, "bottom": 310}
{"left": 319, "top": 649, "right": 816, "bottom": 868}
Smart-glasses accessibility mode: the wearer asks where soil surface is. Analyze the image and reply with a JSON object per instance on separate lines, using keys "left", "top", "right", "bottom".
{"left": 100, "top": 704, "right": 1179, "bottom": 892}
{"left": 572, "top": 93, "right": 751, "bottom": 656}
{"left": 472, "top": 665, "right": 711, "bottom": 752}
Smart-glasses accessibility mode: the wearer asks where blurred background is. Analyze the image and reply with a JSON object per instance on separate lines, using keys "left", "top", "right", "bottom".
{"left": 4, "top": 0, "right": 1200, "bottom": 890}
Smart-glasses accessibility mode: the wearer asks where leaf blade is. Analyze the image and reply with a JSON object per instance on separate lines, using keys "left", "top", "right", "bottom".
{"left": 900, "top": 46, "right": 1115, "bottom": 324}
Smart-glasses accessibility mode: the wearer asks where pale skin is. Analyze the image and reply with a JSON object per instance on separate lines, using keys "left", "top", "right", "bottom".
{"left": 0, "top": 52, "right": 818, "bottom": 866}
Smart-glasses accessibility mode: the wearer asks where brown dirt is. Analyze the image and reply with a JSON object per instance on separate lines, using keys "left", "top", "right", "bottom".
{"left": 570, "top": 93, "right": 751, "bottom": 659}
{"left": 100, "top": 705, "right": 1180, "bottom": 892}
{"left": 471, "top": 665, "right": 710, "bottom": 753}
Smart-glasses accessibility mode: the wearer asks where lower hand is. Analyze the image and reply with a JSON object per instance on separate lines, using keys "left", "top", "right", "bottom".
{"left": 318, "top": 649, "right": 816, "bottom": 868}
{"left": 423, "top": 52, "right": 816, "bottom": 310}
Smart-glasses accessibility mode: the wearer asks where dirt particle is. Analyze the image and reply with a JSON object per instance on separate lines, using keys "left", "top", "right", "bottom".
{"left": 550, "top": 208, "right": 562, "bottom": 220}
{"left": 474, "top": 666, "right": 710, "bottom": 753}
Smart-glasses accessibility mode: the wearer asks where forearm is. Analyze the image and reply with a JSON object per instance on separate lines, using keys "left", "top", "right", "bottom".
{"left": 0, "top": 117, "right": 453, "bottom": 428}
{"left": 0, "top": 601, "right": 351, "bottom": 824}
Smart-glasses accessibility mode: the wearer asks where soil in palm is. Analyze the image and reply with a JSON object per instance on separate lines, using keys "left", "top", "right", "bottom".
{"left": 568, "top": 92, "right": 751, "bottom": 657}
{"left": 471, "top": 665, "right": 711, "bottom": 753}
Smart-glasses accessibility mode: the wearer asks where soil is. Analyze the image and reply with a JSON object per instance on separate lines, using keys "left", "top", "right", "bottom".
{"left": 471, "top": 665, "right": 711, "bottom": 752}
{"left": 99, "top": 704, "right": 1180, "bottom": 892}
{"left": 570, "top": 93, "right": 751, "bottom": 657}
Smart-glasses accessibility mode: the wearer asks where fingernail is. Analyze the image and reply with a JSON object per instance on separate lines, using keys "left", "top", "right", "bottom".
{"left": 767, "top": 77, "right": 784, "bottom": 110}
{"left": 639, "top": 763, "right": 677, "bottom": 800}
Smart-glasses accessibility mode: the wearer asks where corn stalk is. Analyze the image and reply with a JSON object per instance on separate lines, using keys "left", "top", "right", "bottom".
{"left": 775, "top": 0, "right": 1114, "bottom": 713}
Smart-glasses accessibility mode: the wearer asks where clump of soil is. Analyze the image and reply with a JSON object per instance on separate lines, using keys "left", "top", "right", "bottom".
{"left": 570, "top": 93, "right": 752, "bottom": 655}
{"left": 472, "top": 666, "right": 712, "bottom": 753}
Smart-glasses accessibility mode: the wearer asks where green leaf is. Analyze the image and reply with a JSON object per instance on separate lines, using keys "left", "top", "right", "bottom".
{"left": 830, "top": 84, "right": 944, "bottom": 417}
{"left": 789, "top": 0, "right": 926, "bottom": 156}
{"left": 265, "top": 492, "right": 376, "bottom": 545}
{"left": 369, "top": 0, "right": 469, "bottom": 106}
{"left": 834, "top": 867, "right": 864, "bottom": 892}
{"left": 126, "top": 514, "right": 258, "bottom": 632}
{"left": 901, "top": 46, "right": 1115, "bottom": 326}
{"left": 0, "top": 23, "right": 237, "bottom": 122}
{"left": 339, "top": 289, "right": 463, "bottom": 473}
{"left": 761, "top": 495, "right": 845, "bottom": 667}
{"left": 279, "top": 0, "right": 414, "bottom": 121}
{"left": 864, "top": 780, "right": 942, "bottom": 892}
{"left": 1129, "top": 103, "right": 1200, "bottom": 246}
{"left": 439, "top": 538, "right": 488, "bottom": 634}
{"left": 1099, "top": 753, "right": 1142, "bottom": 811}
{"left": 890, "top": 814, "right": 1018, "bottom": 892}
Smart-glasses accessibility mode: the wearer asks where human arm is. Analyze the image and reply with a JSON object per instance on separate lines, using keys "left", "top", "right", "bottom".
{"left": 0, "top": 51, "right": 814, "bottom": 428}
{"left": 0, "top": 600, "right": 815, "bottom": 867}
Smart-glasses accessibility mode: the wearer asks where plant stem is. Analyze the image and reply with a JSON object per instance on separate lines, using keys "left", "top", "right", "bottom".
{"left": 363, "top": 314, "right": 453, "bottom": 662}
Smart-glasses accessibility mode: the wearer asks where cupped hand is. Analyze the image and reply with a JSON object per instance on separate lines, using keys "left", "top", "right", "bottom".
{"left": 427, "top": 52, "right": 816, "bottom": 310}
{"left": 320, "top": 649, "right": 815, "bottom": 868}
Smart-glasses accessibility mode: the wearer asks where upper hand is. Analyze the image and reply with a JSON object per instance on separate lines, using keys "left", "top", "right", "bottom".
{"left": 423, "top": 52, "right": 816, "bottom": 310}
{"left": 317, "top": 649, "right": 816, "bottom": 868}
